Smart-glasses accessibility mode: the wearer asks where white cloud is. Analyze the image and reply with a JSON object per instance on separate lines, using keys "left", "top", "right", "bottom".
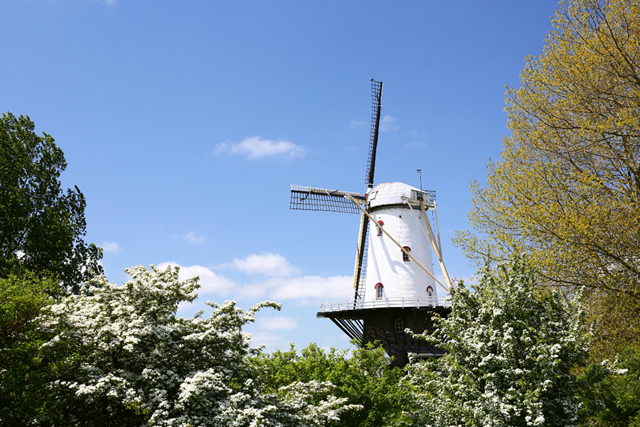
{"left": 223, "top": 252, "right": 299, "bottom": 277}
{"left": 102, "top": 241, "right": 122, "bottom": 254}
{"left": 258, "top": 316, "right": 298, "bottom": 330}
{"left": 157, "top": 262, "right": 235, "bottom": 295}
{"left": 184, "top": 232, "right": 206, "bottom": 245}
{"left": 215, "top": 136, "right": 305, "bottom": 160}
{"left": 237, "top": 274, "right": 353, "bottom": 304}
{"left": 248, "top": 331, "right": 291, "bottom": 351}
{"left": 349, "top": 119, "right": 366, "bottom": 129}
{"left": 160, "top": 254, "right": 352, "bottom": 306}
{"left": 380, "top": 115, "right": 398, "bottom": 131}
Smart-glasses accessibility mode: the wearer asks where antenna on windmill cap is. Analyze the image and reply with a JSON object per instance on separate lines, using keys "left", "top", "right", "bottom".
{"left": 417, "top": 169, "right": 422, "bottom": 191}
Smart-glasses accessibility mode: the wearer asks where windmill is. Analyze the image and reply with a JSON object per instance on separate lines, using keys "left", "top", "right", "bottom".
{"left": 289, "top": 80, "right": 453, "bottom": 366}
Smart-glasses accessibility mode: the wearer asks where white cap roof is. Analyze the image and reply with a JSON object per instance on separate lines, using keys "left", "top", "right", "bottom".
{"left": 367, "top": 182, "right": 432, "bottom": 208}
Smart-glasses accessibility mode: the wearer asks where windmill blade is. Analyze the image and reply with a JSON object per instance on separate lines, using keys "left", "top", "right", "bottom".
{"left": 352, "top": 212, "right": 369, "bottom": 303}
{"left": 290, "top": 185, "right": 364, "bottom": 214}
{"left": 364, "top": 79, "right": 383, "bottom": 188}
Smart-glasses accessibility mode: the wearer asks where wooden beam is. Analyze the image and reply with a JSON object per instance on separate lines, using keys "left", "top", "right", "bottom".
{"left": 419, "top": 200, "right": 453, "bottom": 290}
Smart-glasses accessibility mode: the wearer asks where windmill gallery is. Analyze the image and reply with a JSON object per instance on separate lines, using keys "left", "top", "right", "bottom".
{"left": 289, "top": 80, "right": 453, "bottom": 366}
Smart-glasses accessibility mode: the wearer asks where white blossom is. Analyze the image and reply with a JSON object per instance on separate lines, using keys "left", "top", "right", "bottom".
{"left": 35, "top": 265, "right": 357, "bottom": 426}
{"left": 404, "top": 256, "right": 617, "bottom": 427}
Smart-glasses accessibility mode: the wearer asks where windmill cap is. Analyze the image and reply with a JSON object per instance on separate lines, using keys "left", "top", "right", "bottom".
{"left": 367, "top": 182, "right": 433, "bottom": 208}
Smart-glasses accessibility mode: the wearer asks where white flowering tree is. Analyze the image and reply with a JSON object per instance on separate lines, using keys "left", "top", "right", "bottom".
{"left": 36, "top": 265, "right": 358, "bottom": 426}
{"left": 405, "top": 256, "right": 612, "bottom": 427}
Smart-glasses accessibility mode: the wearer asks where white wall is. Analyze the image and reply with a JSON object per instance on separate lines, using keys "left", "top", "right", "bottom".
{"left": 364, "top": 182, "right": 437, "bottom": 301}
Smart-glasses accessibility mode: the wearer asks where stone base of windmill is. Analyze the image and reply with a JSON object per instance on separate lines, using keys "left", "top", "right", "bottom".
{"left": 317, "top": 305, "right": 451, "bottom": 367}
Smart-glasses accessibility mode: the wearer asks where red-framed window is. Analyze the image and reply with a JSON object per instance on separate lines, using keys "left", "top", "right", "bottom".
{"left": 374, "top": 282, "right": 384, "bottom": 299}
{"left": 376, "top": 220, "right": 384, "bottom": 236}
{"left": 402, "top": 246, "right": 411, "bottom": 262}
{"left": 426, "top": 286, "right": 434, "bottom": 297}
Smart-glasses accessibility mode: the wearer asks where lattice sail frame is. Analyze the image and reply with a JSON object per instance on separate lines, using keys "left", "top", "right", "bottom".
{"left": 289, "top": 185, "right": 364, "bottom": 214}
{"left": 365, "top": 80, "right": 383, "bottom": 187}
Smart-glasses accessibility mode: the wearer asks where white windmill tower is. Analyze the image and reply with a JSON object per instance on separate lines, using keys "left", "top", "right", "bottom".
{"left": 289, "top": 80, "right": 452, "bottom": 366}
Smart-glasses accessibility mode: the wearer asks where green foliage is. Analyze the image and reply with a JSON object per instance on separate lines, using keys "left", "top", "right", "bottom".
{"left": 0, "top": 112, "right": 102, "bottom": 293}
{"left": 579, "top": 344, "right": 640, "bottom": 426}
{"left": 405, "top": 255, "right": 612, "bottom": 427}
{"left": 250, "top": 342, "right": 412, "bottom": 427}
{"left": 0, "top": 272, "right": 57, "bottom": 424}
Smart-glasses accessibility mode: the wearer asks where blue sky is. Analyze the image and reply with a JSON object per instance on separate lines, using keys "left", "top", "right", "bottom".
{"left": 2, "top": 0, "right": 559, "bottom": 352}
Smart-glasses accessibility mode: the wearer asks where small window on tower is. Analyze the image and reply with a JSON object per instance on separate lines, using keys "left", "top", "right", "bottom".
{"left": 374, "top": 283, "right": 384, "bottom": 299}
{"left": 426, "top": 286, "right": 434, "bottom": 297}
{"left": 377, "top": 220, "right": 384, "bottom": 236}
{"left": 395, "top": 319, "right": 404, "bottom": 333}
{"left": 402, "top": 246, "right": 411, "bottom": 262}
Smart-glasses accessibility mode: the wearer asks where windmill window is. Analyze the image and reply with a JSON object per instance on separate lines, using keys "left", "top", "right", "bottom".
{"left": 395, "top": 319, "right": 404, "bottom": 333}
{"left": 377, "top": 220, "right": 384, "bottom": 236}
{"left": 402, "top": 246, "right": 411, "bottom": 262}
{"left": 374, "top": 283, "right": 384, "bottom": 299}
{"left": 426, "top": 286, "right": 434, "bottom": 297}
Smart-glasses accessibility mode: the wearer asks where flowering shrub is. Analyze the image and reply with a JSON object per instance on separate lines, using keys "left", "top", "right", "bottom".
{"left": 404, "top": 256, "right": 617, "bottom": 427}
{"left": 36, "top": 265, "right": 357, "bottom": 426}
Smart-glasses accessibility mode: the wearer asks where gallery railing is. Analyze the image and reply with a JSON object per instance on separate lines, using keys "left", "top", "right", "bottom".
{"left": 319, "top": 296, "right": 451, "bottom": 312}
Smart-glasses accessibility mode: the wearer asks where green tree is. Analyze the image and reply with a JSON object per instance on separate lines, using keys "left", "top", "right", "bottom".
{"left": 579, "top": 343, "right": 640, "bottom": 426}
{"left": 250, "top": 342, "right": 411, "bottom": 427}
{"left": 0, "top": 112, "right": 102, "bottom": 293}
{"left": 405, "top": 256, "right": 616, "bottom": 427}
{"left": 0, "top": 272, "right": 57, "bottom": 424}
{"left": 454, "top": 0, "right": 640, "bottom": 358}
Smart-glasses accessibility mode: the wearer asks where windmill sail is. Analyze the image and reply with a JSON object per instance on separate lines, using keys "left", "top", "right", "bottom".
{"left": 289, "top": 185, "right": 364, "bottom": 214}
{"left": 364, "top": 80, "right": 383, "bottom": 188}
{"left": 352, "top": 213, "right": 369, "bottom": 303}
{"left": 353, "top": 79, "right": 383, "bottom": 302}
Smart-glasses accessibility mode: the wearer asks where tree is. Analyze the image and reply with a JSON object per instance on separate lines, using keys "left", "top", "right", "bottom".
{"left": 35, "top": 265, "right": 358, "bottom": 426}
{"left": 404, "top": 256, "right": 615, "bottom": 427}
{"left": 0, "top": 272, "right": 57, "bottom": 424}
{"left": 250, "top": 342, "right": 411, "bottom": 427}
{"left": 579, "top": 343, "right": 640, "bottom": 426}
{"left": 454, "top": 0, "right": 640, "bottom": 357}
{"left": 0, "top": 112, "right": 102, "bottom": 293}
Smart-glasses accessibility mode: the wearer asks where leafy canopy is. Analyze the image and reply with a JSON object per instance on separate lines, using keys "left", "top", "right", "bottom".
{"left": 0, "top": 272, "right": 57, "bottom": 424}
{"left": 0, "top": 112, "right": 102, "bottom": 293}
{"left": 454, "top": 0, "right": 640, "bottom": 357}
{"left": 250, "top": 342, "right": 411, "bottom": 427}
